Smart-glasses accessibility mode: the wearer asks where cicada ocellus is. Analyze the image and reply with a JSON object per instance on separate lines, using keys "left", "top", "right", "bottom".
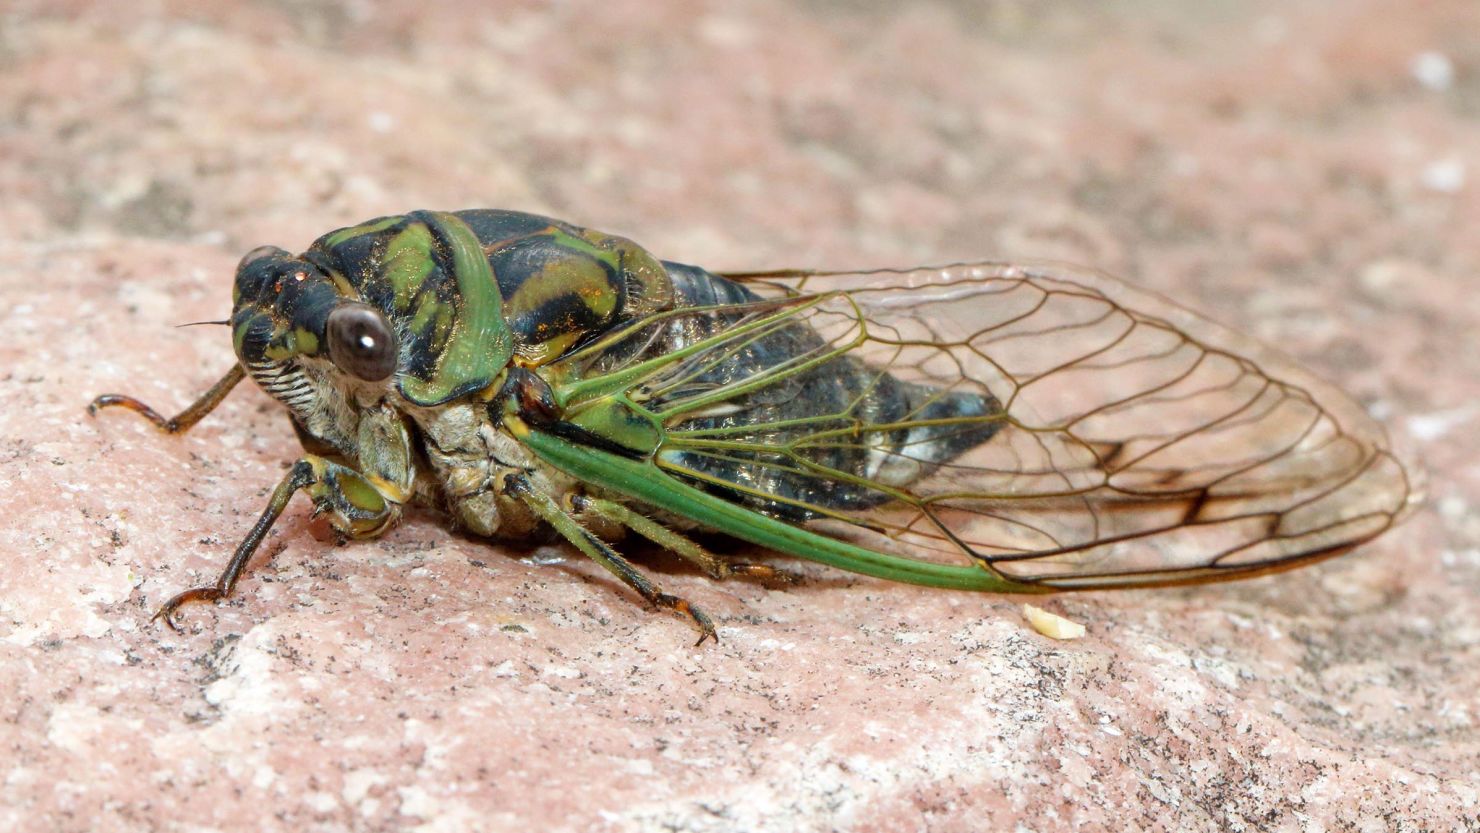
{"left": 90, "top": 210, "right": 1417, "bottom": 643}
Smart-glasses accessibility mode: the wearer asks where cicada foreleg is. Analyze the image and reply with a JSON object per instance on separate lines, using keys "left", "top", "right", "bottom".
{"left": 505, "top": 475, "right": 718, "bottom": 646}
{"left": 154, "top": 455, "right": 402, "bottom": 630}
{"left": 567, "top": 495, "right": 796, "bottom": 586}
{"left": 89, "top": 365, "right": 246, "bottom": 434}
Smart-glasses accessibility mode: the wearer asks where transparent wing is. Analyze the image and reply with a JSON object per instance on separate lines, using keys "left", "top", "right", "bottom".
{"left": 552, "top": 263, "right": 1416, "bottom": 589}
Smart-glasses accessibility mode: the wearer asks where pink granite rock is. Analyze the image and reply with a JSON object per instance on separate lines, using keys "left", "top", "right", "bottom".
{"left": 1, "top": 1, "right": 1477, "bottom": 831}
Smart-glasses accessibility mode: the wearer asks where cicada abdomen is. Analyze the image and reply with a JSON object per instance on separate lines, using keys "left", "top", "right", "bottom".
{"left": 584, "top": 262, "right": 1004, "bottom": 521}
{"left": 549, "top": 261, "right": 1415, "bottom": 591}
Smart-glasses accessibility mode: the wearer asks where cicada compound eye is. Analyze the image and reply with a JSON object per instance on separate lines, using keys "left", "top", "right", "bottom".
{"left": 326, "top": 303, "right": 399, "bottom": 382}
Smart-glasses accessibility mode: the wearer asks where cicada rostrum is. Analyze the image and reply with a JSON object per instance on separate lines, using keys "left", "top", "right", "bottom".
{"left": 90, "top": 210, "right": 1416, "bottom": 643}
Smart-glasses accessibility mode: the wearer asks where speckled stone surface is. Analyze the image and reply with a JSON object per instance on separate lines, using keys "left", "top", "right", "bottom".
{"left": 2, "top": 2, "right": 1478, "bottom": 831}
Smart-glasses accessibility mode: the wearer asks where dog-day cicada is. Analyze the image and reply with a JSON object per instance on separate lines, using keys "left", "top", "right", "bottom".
{"left": 90, "top": 210, "right": 1416, "bottom": 643}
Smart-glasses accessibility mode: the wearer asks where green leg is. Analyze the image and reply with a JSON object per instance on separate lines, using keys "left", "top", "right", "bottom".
{"left": 89, "top": 365, "right": 245, "bottom": 434}
{"left": 569, "top": 494, "right": 794, "bottom": 585}
{"left": 506, "top": 476, "right": 717, "bottom": 646}
{"left": 154, "top": 455, "right": 400, "bottom": 630}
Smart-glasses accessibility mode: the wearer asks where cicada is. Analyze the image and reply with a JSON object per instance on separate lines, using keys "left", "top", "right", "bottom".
{"left": 90, "top": 210, "right": 1416, "bottom": 643}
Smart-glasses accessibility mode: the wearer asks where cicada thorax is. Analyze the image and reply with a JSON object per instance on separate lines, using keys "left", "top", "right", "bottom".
{"left": 584, "top": 262, "right": 1006, "bottom": 521}
{"left": 304, "top": 209, "right": 675, "bottom": 406}
{"left": 255, "top": 209, "right": 686, "bottom": 540}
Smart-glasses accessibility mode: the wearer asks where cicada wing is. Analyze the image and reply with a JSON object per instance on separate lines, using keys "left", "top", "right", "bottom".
{"left": 553, "top": 263, "right": 1416, "bottom": 590}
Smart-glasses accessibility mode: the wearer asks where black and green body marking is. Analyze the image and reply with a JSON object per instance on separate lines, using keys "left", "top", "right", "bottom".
{"left": 91, "top": 209, "right": 1413, "bottom": 642}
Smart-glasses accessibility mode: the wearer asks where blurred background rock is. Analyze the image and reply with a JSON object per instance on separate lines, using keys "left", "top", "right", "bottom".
{"left": 1, "top": 2, "right": 1476, "bottom": 831}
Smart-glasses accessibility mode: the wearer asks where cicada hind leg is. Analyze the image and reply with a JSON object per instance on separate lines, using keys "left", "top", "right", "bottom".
{"left": 568, "top": 495, "right": 797, "bottom": 586}
{"left": 505, "top": 475, "right": 722, "bottom": 646}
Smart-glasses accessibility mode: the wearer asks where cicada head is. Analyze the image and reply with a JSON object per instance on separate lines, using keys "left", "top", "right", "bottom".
{"left": 230, "top": 211, "right": 517, "bottom": 454}
{"left": 230, "top": 245, "right": 377, "bottom": 454}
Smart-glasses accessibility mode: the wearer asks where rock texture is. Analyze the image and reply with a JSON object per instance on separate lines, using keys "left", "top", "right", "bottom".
{"left": 2, "top": 1, "right": 1478, "bottom": 831}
